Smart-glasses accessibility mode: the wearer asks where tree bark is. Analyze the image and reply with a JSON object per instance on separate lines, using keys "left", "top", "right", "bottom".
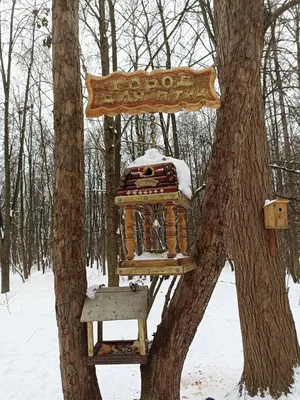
{"left": 99, "top": 0, "right": 119, "bottom": 287}
{"left": 140, "top": 1, "right": 300, "bottom": 399}
{"left": 52, "top": 1, "right": 102, "bottom": 399}
{"left": 140, "top": 37, "right": 247, "bottom": 400}
{"left": 0, "top": 0, "right": 17, "bottom": 294}
{"left": 213, "top": 0, "right": 300, "bottom": 397}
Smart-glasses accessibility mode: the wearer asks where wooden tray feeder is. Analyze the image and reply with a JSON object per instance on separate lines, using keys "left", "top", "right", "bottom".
{"left": 80, "top": 286, "right": 149, "bottom": 365}
{"left": 115, "top": 156, "right": 196, "bottom": 276}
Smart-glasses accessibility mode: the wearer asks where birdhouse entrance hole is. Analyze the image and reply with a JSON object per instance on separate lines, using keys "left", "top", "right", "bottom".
{"left": 142, "top": 166, "right": 154, "bottom": 176}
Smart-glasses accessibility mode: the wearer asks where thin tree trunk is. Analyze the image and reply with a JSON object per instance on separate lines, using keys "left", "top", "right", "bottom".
{"left": 99, "top": 0, "right": 119, "bottom": 287}
{"left": 52, "top": 1, "right": 102, "bottom": 399}
{"left": 0, "top": 0, "right": 17, "bottom": 293}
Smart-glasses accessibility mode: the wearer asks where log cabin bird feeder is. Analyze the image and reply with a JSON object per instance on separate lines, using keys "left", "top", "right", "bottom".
{"left": 81, "top": 286, "right": 149, "bottom": 364}
{"left": 115, "top": 145, "right": 196, "bottom": 276}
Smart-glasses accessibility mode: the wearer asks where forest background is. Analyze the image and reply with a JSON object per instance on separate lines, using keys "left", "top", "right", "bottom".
{"left": 1, "top": 0, "right": 299, "bottom": 291}
{"left": 1, "top": 0, "right": 300, "bottom": 399}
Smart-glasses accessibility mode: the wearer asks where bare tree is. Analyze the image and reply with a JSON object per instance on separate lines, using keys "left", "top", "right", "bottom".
{"left": 52, "top": 0, "right": 102, "bottom": 398}
{"left": 140, "top": 1, "right": 300, "bottom": 399}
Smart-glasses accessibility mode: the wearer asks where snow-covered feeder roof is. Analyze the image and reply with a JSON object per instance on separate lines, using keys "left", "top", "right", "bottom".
{"left": 128, "top": 149, "right": 191, "bottom": 198}
{"left": 115, "top": 149, "right": 192, "bottom": 209}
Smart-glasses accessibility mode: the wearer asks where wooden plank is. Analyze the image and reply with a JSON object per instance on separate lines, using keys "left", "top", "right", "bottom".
{"left": 86, "top": 354, "right": 148, "bottom": 365}
{"left": 81, "top": 286, "right": 148, "bottom": 322}
{"left": 138, "top": 319, "right": 146, "bottom": 356}
{"left": 87, "top": 322, "right": 94, "bottom": 356}
{"left": 117, "top": 258, "right": 196, "bottom": 276}
{"left": 182, "top": 263, "right": 197, "bottom": 273}
{"left": 97, "top": 321, "right": 103, "bottom": 342}
{"left": 115, "top": 191, "right": 191, "bottom": 209}
{"left": 94, "top": 286, "right": 148, "bottom": 293}
{"left": 85, "top": 67, "right": 220, "bottom": 118}
{"left": 121, "top": 258, "right": 177, "bottom": 268}
{"left": 116, "top": 262, "right": 196, "bottom": 276}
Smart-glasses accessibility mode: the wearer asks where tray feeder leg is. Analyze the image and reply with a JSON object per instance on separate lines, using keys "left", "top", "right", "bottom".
{"left": 97, "top": 321, "right": 103, "bottom": 343}
{"left": 87, "top": 321, "right": 94, "bottom": 356}
{"left": 138, "top": 319, "right": 147, "bottom": 356}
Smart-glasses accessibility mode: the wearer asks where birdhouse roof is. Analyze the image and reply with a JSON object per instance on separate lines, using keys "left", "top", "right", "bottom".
{"left": 80, "top": 286, "right": 148, "bottom": 322}
{"left": 127, "top": 149, "right": 192, "bottom": 199}
{"left": 263, "top": 198, "right": 290, "bottom": 208}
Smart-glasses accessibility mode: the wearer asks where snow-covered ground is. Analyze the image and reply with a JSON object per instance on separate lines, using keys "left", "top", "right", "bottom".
{"left": 0, "top": 266, "right": 299, "bottom": 400}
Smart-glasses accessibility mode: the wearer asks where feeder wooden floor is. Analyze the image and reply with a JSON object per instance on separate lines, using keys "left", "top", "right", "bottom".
{"left": 86, "top": 340, "right": 149, "bottom": 365}
{"left": 116, "top": 257, "right": 196, "bottom": 276}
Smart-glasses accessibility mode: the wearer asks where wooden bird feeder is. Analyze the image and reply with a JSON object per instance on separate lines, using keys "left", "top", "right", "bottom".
{"left": 115, "top": 155, "right": 196, "bottom": 276}
{"left": 80, "top": 286, "right": 149, "bottom": 365}
{"left": 263, "top": 199, "right": 289, "bottom": 229}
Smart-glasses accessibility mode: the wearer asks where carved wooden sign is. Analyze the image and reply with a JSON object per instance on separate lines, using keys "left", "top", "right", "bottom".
{"left": 86, "top": 66, "right": 220, "bottom": 117}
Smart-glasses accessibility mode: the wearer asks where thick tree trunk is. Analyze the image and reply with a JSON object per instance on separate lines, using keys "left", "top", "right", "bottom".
{"left": 140, "top": 2, "right": 300, "bottom": 399}
{"left": 140, "top": 63, "right": 244, "bottom": 400}
{"left": 214, "top": 0, "right": 300, "bottom": 397}
{"left": 52, "top": 1, "right": 102, "bottom": 399}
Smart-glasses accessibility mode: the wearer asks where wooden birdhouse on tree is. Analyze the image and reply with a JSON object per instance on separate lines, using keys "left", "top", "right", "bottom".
{"left": 263, "top": 199, "right": 289, "bottom": 229}
{"left": 80, "top": 286, "right": 149, "bottom": 364}
{"left": 115, "top": 148, "right": 196, "bottom": 276}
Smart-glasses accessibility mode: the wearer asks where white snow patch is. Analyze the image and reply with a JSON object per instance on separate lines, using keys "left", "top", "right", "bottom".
{"left": 133, "top": 251, "right": 187, "bottom": 260}
{"left": 152, "top": 218, "right": 160, "bottom": 228}
{"left": 0, "top": 265, "right": 299, "bottom": 400}
{"left": 86, "top": 284, "right": 101, "bottom": 299}
{"left": 128, "top": 148, "right": 192, "bottom": 199}
{"left": 264, "top": 199, "right": 278, "bottom": 207}
{"left": 134, "top": 251, "right": 168, "bottom": 260}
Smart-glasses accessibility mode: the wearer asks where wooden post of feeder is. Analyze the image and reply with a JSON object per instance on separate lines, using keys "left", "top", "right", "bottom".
{"left": 138, "top": 319, "right": 147, "bottom": 356}
{"left": 178, "top": 206, "right": 188, "bottom": 255}
{"left": 125, "top": 205, "right": 135, "bottom": 260}
{"left": 87, "top": 321, "right": 94, "bottom": 356}
{"left": 97, "top": 321, "right": 103, "bottom": 343}
{"left": 144, "top": 207, "right": 152, "bottom": 252}
{"left": 165, "top": 202, "right": 177, "bottom": 258}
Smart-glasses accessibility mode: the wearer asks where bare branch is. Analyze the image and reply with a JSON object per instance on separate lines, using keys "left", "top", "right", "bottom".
{"left": 265, "top": 0, "right": 300, "bottom": 30}
{"left": 270, "top": 164, "right": 300, "bottom": 175}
